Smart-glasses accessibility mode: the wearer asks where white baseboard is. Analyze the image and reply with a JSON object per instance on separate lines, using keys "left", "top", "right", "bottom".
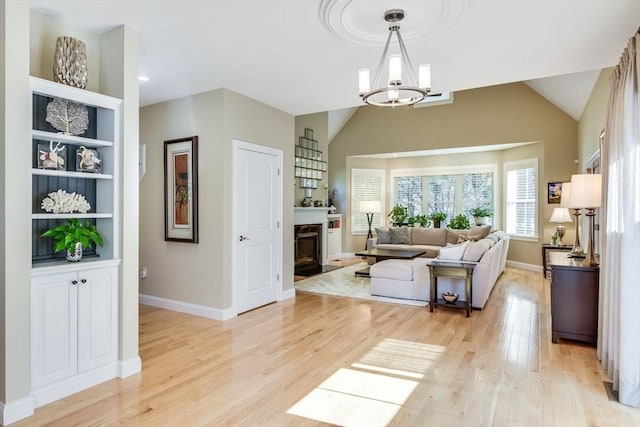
{"left": 139, "top": 294, "right": 235, "bottom": 321}
{"left": 31, "top": 363, "right": 118, "bottom": 409}
{"left": 1, "top": 396, "right": 34, "bottom": 425}
{"left": 281, "top": 288, "right": 296, "bottom": 300}
{"left": 506, "top": 260, "right": 543, "bottom": 273}
{"left": 118, "top": 356, "right": 142, "bottom": 378}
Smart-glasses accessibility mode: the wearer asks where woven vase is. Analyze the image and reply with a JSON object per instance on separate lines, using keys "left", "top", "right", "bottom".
{"left": 66, "top": 242, "right": 83, "bottom": 262}
{"left": 53, "top": 36, "right": 88, "bottom": 89}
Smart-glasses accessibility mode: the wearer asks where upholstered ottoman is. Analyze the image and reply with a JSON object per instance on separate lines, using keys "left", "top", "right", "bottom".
{"left": 369, "top": 259, "right": 429, "bottom": 301}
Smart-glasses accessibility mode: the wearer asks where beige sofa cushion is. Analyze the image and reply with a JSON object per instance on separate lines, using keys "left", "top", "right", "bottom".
{"left": 411, "top": 227, "right": 447, "bottom": 246}
{"left": 446, "top": 229, "right": 468, "bottom": 244}
{"left": 370, "top": 259, "right": 414, "bottom": 281}
{"left": 462, "top": 239, "right": 493, "bottom": 262}
{"left": 468, "top": 225, "right": 492, "bottom": 240}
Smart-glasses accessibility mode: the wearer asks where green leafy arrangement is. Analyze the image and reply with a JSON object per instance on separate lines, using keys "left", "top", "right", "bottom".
{"left": 448, "top": 214, "right": 471, "bottom": 230}
{"left": 469, "top": 207, "right": 493, "bottom": 218}
{"left": 388, "top": 204, "right": 409, "bottom": 226}
{"left": 42, "top": 218, "right": 104, "bottom": 253}
{"left": 429, "top": 211, "right": 448, "bottom": 222}
{"left": 413, "top": 213, "right": 430, "bottom": 227}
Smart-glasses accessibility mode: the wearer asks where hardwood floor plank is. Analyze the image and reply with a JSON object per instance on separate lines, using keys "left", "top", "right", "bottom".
{"left": 14, "top": 267, "right": 640, "bottom": 426}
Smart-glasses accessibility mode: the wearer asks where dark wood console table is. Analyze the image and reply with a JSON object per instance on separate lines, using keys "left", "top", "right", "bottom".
{"left": 541, "top": 244, "right": 572, "bottom": 278}
{"left": 549, "top": 252, "right": 599, "bottom": 345}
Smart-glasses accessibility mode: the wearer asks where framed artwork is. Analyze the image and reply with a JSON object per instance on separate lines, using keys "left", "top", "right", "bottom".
{"left": 548, "top": 182, "right": 562, "bottom": 204}
{"left": 164, "top": 136, "right": 199, "bottom": 243}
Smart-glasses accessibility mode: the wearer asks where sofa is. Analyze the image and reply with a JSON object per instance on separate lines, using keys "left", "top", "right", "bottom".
{"left": 366, "top": 226, "right": 510, "bottom": 309}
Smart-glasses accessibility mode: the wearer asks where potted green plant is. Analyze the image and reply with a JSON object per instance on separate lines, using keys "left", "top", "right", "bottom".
{"left": 42, "top": 218, "right": 104, "bottom": 262}
{"left": 448, "top": 213, "right": 471, "bottom": 230}
{"left": 428, "top": 211, "right": 447, "bottom": 228}
{"left": 388, "top": 204, "right": 409, "bottom": 226}
{"left": 413, "top": 213, "right": 430, "bottom": 227}
{"left": 469, "top": 207, "right": 493, "bottom": 225}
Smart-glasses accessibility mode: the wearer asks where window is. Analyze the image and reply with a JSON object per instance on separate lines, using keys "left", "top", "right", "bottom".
{"left": 391, "top": 166, "right": 495, "bottom": 227}
{"left": 351, "top": 168, "right": 385, "bottom": 234}
{"left": 505, "top": 158, "right": 538, "bottom": 238}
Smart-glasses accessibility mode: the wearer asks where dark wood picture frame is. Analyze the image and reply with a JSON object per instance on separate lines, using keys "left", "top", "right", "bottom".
{"left": 164, "top": 136, "right": 199, "bottom": 243}
{"left": 548, "top": 181, "right": 562, "bottom": 204}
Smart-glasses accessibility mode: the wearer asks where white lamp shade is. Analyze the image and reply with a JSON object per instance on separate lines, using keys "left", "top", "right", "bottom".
{"left": 550, "top": 207, "right": 572, "bottom": 223}
{"left": 569, "top": 174, "right": 602, "bottom": 208}
{"left": 359, "top": 200, "right": 381, "bottom": 213}
{"left": 418, "top": 64, "right": 431, "bottom": 89}
{"left": 389, "top": 54, "right": 402, "bottom": 83}
{"left": 559, "top": 182, "right": 573, "bottom": 208}
{"left": 358, "top": 68, "right": 370, "bottom": 94}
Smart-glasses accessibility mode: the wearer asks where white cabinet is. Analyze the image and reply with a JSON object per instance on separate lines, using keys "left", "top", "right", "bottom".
{"left": 31, "top": 263, "right": 118, "bottom": 403}
{"left": 327, "top": 214, "right": 342, "bottom": 258}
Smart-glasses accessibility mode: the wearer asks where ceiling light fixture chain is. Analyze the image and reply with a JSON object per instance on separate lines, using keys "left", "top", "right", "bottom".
{"left": 358, "top": 9, "right": 431, "bottom": 107}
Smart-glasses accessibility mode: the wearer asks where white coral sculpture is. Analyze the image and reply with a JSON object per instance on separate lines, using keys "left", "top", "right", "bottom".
{"left": 45, "top": 98, "right": 89, "bottom": 135}
{"left": 41, "top": 189, "right": 91, "bottom": 214}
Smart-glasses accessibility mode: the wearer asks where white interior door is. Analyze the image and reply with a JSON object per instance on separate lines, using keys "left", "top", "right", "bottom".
{"left": 234, "top": 141, "right": 282, "bottom": 314}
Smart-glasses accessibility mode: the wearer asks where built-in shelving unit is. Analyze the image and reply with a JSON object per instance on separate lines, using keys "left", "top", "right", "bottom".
{"left": 30, "top": 76, "right": 120, "bottom": 264}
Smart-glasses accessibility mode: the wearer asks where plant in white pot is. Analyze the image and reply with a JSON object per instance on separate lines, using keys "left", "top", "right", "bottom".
{"left": 42, "top": 218, "right": 104, "bottom": 262}
{"left": 469, "top": 207, "right": 493, "bottom": 225}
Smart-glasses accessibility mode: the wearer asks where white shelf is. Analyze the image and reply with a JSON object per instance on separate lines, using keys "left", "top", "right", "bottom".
{"left": 32, "top": 130, "right": 113, "bottom": 148}
{"left": 32, "top": 213, "right": 113, "bottom": 220}
{"left": 32, "top": 168, "right": 112, "bottom": 180}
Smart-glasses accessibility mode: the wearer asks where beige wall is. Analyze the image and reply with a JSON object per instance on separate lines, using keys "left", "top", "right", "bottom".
{"left": 139, "top": 89, "right": 294, "bottom": 310}
{"left": 30, "top": 11, "right": 101, "bottom": 92}
{"left": 294, "top": 112, "right": 328, "bottom": 204}
{"left": 330, "top": 82, "right": 578, "bottom": 266}
{"left": 578, "top": 68, "right": 613, "bottom": 168}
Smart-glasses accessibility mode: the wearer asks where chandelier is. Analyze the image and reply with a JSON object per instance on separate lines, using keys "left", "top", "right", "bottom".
{"left": 358, "top": 9, "right": 431, "bottom": 107}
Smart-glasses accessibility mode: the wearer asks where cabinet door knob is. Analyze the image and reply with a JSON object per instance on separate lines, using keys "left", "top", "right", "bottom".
{"left": 80, "top": 279, "right": 87, "bottom": 284}
{"left": 71, "top": 280, "right": 78, "bottom": 285}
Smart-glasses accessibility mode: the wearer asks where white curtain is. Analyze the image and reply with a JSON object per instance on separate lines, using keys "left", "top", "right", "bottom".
{"left": 598, "top": 33, "right": 640, "bottom": 407}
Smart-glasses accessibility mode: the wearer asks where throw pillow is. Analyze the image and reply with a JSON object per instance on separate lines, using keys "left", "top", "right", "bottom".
{"left": 438, "top": 241, "right": 470, "bottom": 261}
{"left": 375, "top": 227, "right": 391, "bottom": 244}
{"left": 468, "top": 225, "right": 491, "bottom": 240}
{"left": 456, "top": 234, "right": 480, "bottom": 244}
{"left": 462, "top": 239, "right": 492, "bottom": 262}
{"left": 411, "top": 227, "right": 447, "bottom": 246}
{"left": 390, "top": 227, "right": 411, "bottom": 244}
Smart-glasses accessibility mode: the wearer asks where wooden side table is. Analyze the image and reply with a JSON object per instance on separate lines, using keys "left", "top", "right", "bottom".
{"left": 541, "top": 244, "right": 572, "bottom": 278}
{"left": 427, "top": 260, "right": 476, "bottom": 317}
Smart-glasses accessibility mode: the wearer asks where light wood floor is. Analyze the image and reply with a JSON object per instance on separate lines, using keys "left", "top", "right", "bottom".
{"left": 16, "top": 267, "right": 640, "bottom": 426}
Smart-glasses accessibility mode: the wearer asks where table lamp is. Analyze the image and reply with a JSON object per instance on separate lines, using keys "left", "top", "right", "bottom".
{"left": 549, "top": 207, "right": 572, "bottom": 245}
{"left": 569, "top": 174, "right": 602, "bottom": 266}
{"left": 560, "top": 182, "right": 585, "bottom": 258}
{"left": 359, "top": 200, "right": 381, "bottom": 240}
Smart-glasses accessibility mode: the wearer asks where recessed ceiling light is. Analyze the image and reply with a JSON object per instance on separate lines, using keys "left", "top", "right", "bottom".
{"left": 138, "top": 76, "right": 150, "bottom": 82}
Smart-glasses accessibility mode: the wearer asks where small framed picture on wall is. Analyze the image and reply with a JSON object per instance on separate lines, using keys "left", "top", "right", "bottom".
{"left": 548, "top": 182, "right": 562, "bottom": 204}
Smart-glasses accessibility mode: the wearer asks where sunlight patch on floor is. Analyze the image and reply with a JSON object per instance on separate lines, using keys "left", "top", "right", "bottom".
{"left": 355, "top": 338, "right": 445, "bottom": 379}
{"left": 287, "top": 368, "right": 418, "bottom": 426}
{"left": 287, "top": 339, "right": 445, "bottom": 426}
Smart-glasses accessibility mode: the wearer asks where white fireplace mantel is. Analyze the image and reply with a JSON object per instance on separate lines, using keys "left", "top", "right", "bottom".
{"left": 294, "top": 207, "right": 329, "bottom": 265}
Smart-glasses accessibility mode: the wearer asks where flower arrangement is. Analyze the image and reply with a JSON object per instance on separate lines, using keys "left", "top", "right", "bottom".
{"left": 41, "top": 189, "right": 91, "bottom": 214}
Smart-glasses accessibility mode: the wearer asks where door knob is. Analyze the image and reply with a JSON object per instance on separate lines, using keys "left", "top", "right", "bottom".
{"left": 239, "top": 235, "right": 250, "bottom": 241}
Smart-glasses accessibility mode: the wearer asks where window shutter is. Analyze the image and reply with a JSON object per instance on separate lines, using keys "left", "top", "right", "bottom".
{"left": 505, "top": 159, "right": 538, "bottom": 237}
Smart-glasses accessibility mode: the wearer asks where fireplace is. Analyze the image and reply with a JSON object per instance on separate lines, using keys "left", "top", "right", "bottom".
{"left": 295, "top": 224, "right": 322, "bottom": 276}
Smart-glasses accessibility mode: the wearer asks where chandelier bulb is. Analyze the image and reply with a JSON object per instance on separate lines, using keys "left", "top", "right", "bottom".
{"left": 389, "top": 54, "right": 402, "bottom": 85}
{"left": 419, "top": 64, "right": 431, "bottom": 90}
{"left": 358, "top": 68, "right": 371, "bottom": 95}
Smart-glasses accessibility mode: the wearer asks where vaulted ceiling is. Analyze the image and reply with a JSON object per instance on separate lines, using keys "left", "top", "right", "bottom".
{"left": 29, "top": 0, "right": 640, "bottom": 118}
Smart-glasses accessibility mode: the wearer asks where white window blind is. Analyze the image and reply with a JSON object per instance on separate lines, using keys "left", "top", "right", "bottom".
{"left": 351, "top": 168, "right": 385, "bottom": 234}
{"left": 392, "top": 168, "right": 494, "bottom": 227}
{"left": 505, "top": 158, "right": 538, "bottom": 237}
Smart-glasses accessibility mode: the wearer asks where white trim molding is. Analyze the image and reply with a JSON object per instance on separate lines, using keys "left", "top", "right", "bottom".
{"left": 118, "top": 356, "right": 142, "bottom": 378}
{"left": 1, "top": 397, "right": 34, "bottom": 425}
{"left": 139, "top": 294, "right": 236, "bottom": 321}
{"left": 506, "top": 260, "right": 543, "bottom": 273}
{"left": 281, "top": 287, "right": 296, "bottom": 301}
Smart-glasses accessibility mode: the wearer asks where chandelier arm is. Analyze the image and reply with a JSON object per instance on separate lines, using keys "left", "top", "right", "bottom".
{"left": 371, "top": 29, "right": 394, "bottom": 90}
{"left": 395, "top": 29, "right": 419, "bottom": 87}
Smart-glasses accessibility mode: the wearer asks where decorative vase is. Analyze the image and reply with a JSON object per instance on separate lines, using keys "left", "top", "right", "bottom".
{"left": 66, "top": 242, "right": 83, "bottom": 262}
{"left": 53, "top": 36, "right": 88, "bottom": 89}
{"left": 474, "top": 216, "right": 489, "bottom": 225}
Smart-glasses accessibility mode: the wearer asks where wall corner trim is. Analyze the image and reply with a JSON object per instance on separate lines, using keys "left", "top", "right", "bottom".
{"left": 1, "top": 396, "right": 35, "bottom": 425}
{"left": 281, "top": 288, "right": 296, "bottom": 301}
{"left": 118, "top": 357, "right": 142, "bottom": 378}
